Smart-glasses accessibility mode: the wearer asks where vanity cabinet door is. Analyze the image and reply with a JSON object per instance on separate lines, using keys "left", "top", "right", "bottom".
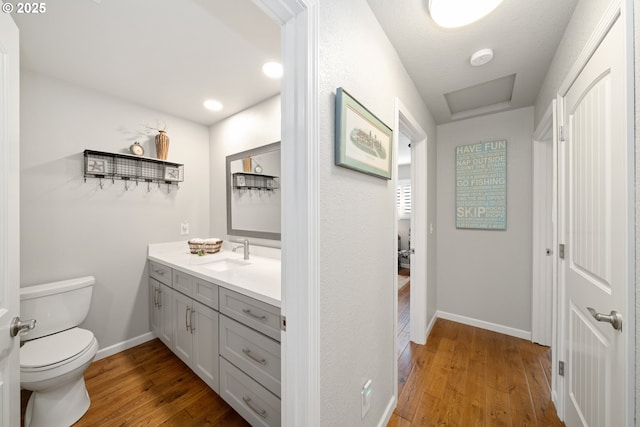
{"left": 192, "top": 301, "right": 219, "bottom": 393}
{"left": 149, "top": 278, "right": 161, "bottom": 334}
{"left": 158, "top": 283, "right": 173, "bottom": 347}
{"left": 150, "top": 279, "right": 173, "bottom": 347}
{"left": 172, "top": 290, "right": 194, "bottom": 366}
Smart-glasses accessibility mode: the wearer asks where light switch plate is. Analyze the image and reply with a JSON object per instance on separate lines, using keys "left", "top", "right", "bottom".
{"left": 180, "top": 222, "right": 189, "bottom": 235}
{"left": 361, "top": 379, "right": 372, "bottom": 418}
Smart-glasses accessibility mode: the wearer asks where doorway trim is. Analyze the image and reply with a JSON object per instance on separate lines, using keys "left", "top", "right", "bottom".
{"left": 254, "top": 0, "right": 320, "bottom": 425}
{"left": 531, "top": 101, "right": 555, "bottom": 348}
{"left": 392, "top": 97, "right": 429, "bottom": 408}
{"left": 531, "top": 101, "right": 560, "bottom": 407}
{"left": 395, "top": 98, "right": 428, "bottom": 344}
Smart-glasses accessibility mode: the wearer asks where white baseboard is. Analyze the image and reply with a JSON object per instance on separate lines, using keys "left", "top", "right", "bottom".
{"left": 437, "top": 311, "right": 532, "bottom": 341}
{"left": 95, "top": 332, "right": 156, "bottom": 361}
{"left": 377, "top": 395, "right": 397, "bottom": 427}
{"left": 426, "top": 311, "right": 438, "bottom": 338}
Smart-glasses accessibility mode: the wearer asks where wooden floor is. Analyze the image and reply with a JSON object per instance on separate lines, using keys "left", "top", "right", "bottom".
{"left": 22, "top": 271, "right": 563, "bottom": 426}
{"left": 392, "top": 277, "right": 564, "bottom": 427}
{"left": 21, "top": 339, "right": 248, "bottom": 427}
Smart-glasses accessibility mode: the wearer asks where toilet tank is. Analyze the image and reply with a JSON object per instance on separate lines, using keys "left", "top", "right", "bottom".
{"left": 20, "top": 276, "right": 95, "bottom": 341}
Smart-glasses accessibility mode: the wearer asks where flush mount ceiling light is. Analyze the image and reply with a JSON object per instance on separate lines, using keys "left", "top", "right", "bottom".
{"left": 470, "top": 48, "right": 494, "bottom": 66}
{"left": 203, "top": 99, "right": 223, "bottom": 112}
{"left": 262, "top": 61, "right": 283, "bottom": 79}
{"left": 429, "top": 0, "right": 503, "bottom": 28}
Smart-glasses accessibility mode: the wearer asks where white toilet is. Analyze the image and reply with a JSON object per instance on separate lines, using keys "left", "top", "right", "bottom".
{"left": 20, "top": 276, "right": 99, "bottom": 427}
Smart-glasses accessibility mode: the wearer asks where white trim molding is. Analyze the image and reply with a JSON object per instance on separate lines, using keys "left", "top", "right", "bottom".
{"left": 531, "top": 101, "right": 555, "bottom": 347}
{"left": 95, "top": 332, "right": 155, "bottom": 361}
{"left": 437, "top": 311, "right": 532, "bottom": 341}
{"left": 258, "top": 0, "right": 321, "bottom": 426}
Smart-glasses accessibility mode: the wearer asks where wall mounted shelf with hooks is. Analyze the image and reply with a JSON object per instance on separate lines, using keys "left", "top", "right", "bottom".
{"left": 83, "top": 149, "right": 184, "bottom": 191}
{"left": 232, "top": 172, "right": 279, "bottom": 191}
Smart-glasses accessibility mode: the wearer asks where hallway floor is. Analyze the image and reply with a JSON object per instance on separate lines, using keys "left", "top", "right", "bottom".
{"left": 392, "top": 283, "right": 564, "bottom": 426}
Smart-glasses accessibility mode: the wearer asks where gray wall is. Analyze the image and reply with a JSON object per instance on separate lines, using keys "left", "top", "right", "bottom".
{"left": 20, "top": 70, "right": 211, "bottom": 352}
{"left": 318, "top": 0, "right": 437, "bottom": 423}
{"left": 436, "top": 107, "right": 534, "bottom": 334}
{"left": 209, "top": 95, "right": 281, "bottom": 247}
{"left": 534, "top": 0, "right": 612, "bottom": 127}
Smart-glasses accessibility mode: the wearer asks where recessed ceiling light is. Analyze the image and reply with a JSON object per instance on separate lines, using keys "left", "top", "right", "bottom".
{"left": 429, "top": 0, "right": 503, "bottom": 28}
{"left": 262, "top": 62, "right": 283, "bottom": 79}
{"left": 203, "top": 100, "right": 223, "bottom": 112}
{"left": 470, "top": 48, "right": 494, "bottom": 66}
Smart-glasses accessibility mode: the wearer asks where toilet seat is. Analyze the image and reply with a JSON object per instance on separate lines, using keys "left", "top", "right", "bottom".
{"left": 21, "top": 327, "right": 95, "bottom": 371}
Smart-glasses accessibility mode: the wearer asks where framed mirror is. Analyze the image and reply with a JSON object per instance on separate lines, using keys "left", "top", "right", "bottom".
{"left": 226, "top": 142, "right": 281, "bottom": 240}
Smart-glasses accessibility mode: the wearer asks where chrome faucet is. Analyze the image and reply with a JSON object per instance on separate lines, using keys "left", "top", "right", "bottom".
{"left": 232, "top": 239, "right": 250, "bottom": 260}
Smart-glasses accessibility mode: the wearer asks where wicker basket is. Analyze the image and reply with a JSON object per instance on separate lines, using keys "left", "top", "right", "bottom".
{"left": 203, "top": 240, "right": 223, "bottom": 254}
{"left": 188, "top": 241, "right": 203, "bottom": 254}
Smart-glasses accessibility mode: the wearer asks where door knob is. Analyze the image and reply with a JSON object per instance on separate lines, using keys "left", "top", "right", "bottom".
{"left": 587, "top": 307, "right": 622, "bottom": 331}
{"left": 10, "top": 317, "right": 36, "bottom": 337}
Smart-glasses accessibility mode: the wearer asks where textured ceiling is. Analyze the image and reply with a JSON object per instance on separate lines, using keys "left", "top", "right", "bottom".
{"left": 14, "top": 0, "right": 281, "bottom": 126}
{"left": 367, "top": 0, "right": 579, "bottom": 124}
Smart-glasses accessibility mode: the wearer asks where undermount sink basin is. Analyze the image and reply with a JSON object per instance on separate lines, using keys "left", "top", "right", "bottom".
{"left": 202, "top": 258, "right": 251, "bottom": 272}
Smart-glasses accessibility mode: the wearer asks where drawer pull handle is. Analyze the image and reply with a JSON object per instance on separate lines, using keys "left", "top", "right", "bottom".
{"left": 242, "top": 396, "right": 267, "bottom": 419}
{"left": 186, "top": 307, "right": 191, "bottom": 332}
{"left": 242, "top": 348, "right": 267, "bottom": 365}
{"left": 157, "top": 289, "right": 162, "bottom": 308}
{"left": 242, "top": 309, "right": 267, "bottom": 322}
{"left": 154, "top": 288, "right": 159, "bottom": 307}
{"left": 154, "top": 269, "right": 165, "bottom": 276}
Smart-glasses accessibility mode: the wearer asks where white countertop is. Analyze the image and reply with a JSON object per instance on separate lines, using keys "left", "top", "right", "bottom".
{"left": 148, "top": 241, "right": 281, "bottom": 307}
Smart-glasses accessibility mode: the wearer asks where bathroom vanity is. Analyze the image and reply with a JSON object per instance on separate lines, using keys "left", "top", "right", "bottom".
{"left": 147, "top": 242, "right": 281, "bottom": 426}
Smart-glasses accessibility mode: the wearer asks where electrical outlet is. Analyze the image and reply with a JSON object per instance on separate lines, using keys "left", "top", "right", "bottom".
{"left": 180, "top": 222, "right": 189, "bottom": 235}
{"left": 361, "top": 379, "right": 372, "bottom": 419}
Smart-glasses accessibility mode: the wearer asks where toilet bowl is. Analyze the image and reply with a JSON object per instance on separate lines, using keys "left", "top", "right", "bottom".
{"left": 20, "top": 277, "right": 99, "bottom": 427}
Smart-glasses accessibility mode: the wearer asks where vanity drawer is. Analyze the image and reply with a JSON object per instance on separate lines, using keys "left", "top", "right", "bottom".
{"left": 219, "top": 288, "right": 281, "bottom": 342}
{"left": 220, "top": 315, "right": 281, "bottom": 397}
{"left": 219, "top": 358, "right": 280, "bottom": 427}
{"left": 149, "top": 261, "right": 172, "bottom": 285}
{"left": 172, "top": 271, "right": 219, "bottom": 310}
{"left": 173, "top": 270, "right": 193, "bottom": 296}
{"left": 193, "top": 278, "right": 219, "bottom": 310}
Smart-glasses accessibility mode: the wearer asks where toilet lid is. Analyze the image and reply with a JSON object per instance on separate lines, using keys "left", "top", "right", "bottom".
{"left": 21, "top": 328, "right": 94, "bottom": 369}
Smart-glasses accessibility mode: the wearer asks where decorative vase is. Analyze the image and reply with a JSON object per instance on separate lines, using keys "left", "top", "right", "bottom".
{"left": 155, "top": 130, "right": 170, "bottom": 160}
{"left": 243, "top": 157, "right": 252, "bottom": 172}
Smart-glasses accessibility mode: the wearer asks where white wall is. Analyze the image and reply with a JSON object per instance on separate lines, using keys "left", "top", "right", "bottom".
{"left": 209, "top": 95, "right": 280, "bottom": 246}
{"left": 319, "top": 0, "right": 437, "bottom": 424}
{"left": 534, "top": 0, "right": 612, "bottom": 126}
{"left": 436, "top": 107, "right": 534, "bottom": 335}
{"left": 20, "top": 71, "right": 211, "bottom": 351}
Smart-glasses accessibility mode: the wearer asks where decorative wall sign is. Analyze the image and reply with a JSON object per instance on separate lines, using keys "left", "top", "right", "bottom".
{"left": 455, "top": 140, "right": 507, "bottom": 230}
{"left": 335, "top": 87, "right": 393, "bottom": 179}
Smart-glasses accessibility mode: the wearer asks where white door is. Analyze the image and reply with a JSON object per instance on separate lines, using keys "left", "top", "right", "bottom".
{"left": 0, "top": 1, "right": 20, "bottom": 427}
{"left": 0, "top": 6, "right": 21, "bottom": 427}
{"left": 560, "top": 14, "right": 630, "bottom": 427}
